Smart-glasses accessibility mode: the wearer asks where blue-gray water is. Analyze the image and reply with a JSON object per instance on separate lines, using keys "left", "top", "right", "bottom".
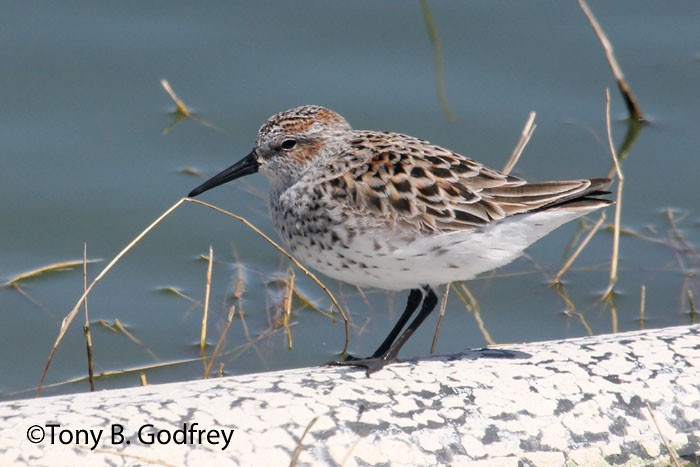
{"left": 2, "top": 1, "right": 699, "bottom": 399}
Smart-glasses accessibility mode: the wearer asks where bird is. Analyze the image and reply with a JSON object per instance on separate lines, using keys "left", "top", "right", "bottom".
{"left": 188, "top": 105, "right": 611, "bottom": 374}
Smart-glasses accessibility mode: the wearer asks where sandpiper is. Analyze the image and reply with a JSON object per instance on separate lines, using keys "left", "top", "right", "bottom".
{"left": 189, "top": 105, "right": 611, "bottom": 374}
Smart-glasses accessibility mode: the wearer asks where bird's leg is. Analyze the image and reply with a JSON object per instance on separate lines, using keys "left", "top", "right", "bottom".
{"left": 329, "top": 288, "right": 423, "bottom": 364}
{"left": 370, "top": 288, "right": 424, "bottom": 358}
{"left": 328, "top": 287, "right": 439, "bottom": 375}
{"left": 374, "top": 286, "right": 438, "bottom": 366}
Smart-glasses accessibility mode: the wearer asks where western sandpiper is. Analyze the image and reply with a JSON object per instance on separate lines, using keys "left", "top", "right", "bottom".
{"left": 189, "top": 105, "right": 611, "bottom": 373}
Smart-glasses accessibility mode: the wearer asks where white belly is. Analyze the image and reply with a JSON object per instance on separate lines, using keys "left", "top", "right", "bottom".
{"left": 285, "top": 208, "right": 594, "bottom": 291}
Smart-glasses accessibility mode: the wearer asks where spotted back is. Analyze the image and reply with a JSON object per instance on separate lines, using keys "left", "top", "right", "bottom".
{"left": 322, "top": 131, "right": 609, "bottom": 233}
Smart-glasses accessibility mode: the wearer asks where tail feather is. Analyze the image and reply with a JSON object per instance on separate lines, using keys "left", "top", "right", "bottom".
{"left": 484, "top": 177, "right": 612, "bottom": 216}
{"left": 541, "top": 177, "right": 613, "bottom": 211}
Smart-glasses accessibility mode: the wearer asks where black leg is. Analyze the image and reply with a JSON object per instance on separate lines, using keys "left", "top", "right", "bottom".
{"left": 370, "top": 288, "right": 423, "bottom": 358}
{"left": 377, "top": 287, "right": 438, "bottom": 364}
{"left": 328, "top": 286, "right": 439, "bottom": 375}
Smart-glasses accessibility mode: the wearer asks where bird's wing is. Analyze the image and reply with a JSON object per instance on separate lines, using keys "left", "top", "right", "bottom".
{"left": 325, "top": 131, "right": 610, "bottom": 233}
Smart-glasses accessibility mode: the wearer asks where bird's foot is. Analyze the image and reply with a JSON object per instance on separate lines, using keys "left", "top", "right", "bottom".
{"left": 326, "top": 353, "right": 399, "bottom": 376}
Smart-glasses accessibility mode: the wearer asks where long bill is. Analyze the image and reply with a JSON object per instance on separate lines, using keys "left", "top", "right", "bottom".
{"left": 188, "top": 150, "right": 259, "bottom": 197}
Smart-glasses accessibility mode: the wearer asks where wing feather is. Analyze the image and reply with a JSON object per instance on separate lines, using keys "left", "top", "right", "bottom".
{"left": 325, "top": 131, "right": 611, "bottom": 233}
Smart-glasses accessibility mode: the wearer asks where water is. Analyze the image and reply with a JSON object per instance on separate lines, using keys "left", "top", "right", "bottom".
{"left": 2, "top": 1, "right": 699, "bottom": 400}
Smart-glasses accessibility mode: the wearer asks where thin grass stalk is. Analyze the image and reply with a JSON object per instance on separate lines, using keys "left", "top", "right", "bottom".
{"left": 605, "top": 178, "right": 624, "bottom": 298}
{"left": 82, "top": 243, "right": 96, "bottom": 392}
{"left": 289, "top": 416, "right": 319, "bottom": 467}
{"left": 160, "top": 79, "right": 227, "bottom": 135}
{"left": 36, "top": 198, "right": 187, "bottom": 397}
{"left": 688, "top": 290, "right": 697, "bottom": 317}
{"left": 204, "top": 305, "right": 236, "bottom": 378}
{"left": 606, "top": 89, "right": 624, "bottom": 181}
{"left": 184, "top": 198, "right": 350, "bottom": 353}
{"left": 3, "top": 259, "right": 101, "bottom": 288}
{"left": 610, "top": 300, "right": 619, "bottom": 334}
{"left": 200, "top": 246, "right": 213, "bottom": 352}
{"left": 419, "top": 0, "right": 454, "bottom": 122}
{"left": 231, "top": 254, "right": 252, "bottom": 341}
{"left": 98, "top": 318, "right": 159, "bottom": 361}
{"left": 283, "top": 267, "right": 295, "bottom": 350}
{"left": 578, "top": 0, "right": 644, "bottom": 120}
{"left": 14, "top": 324, "right": 288, "bottom": 397}
{"left": 603, "top": 88, "right": 624, "bottom": 300}
{"left": 454, "top": 283, "right": 495, "bottom": 345}
{"left": 551, "top": 211, "right": 606, "bottom": 284}
{"left": 639, "top": 285, "right": 646, "bottom": 329}
{"left": 503, "top": 112, "right": 536, "bottom": 175}
{"left": 645, "top": 401, "right": 682, "bottom": 467}
{"left": 430, "top": 285, "right": 450, "bottom": 354}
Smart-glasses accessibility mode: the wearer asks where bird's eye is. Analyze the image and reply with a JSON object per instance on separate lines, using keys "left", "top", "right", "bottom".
{"left": 280, "top": 139, "right": 297, "bottom": 150}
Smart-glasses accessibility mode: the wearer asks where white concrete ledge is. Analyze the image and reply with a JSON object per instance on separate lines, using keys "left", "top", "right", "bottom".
{"left": 1, "top": 325, "right": 699, "bottom": 466}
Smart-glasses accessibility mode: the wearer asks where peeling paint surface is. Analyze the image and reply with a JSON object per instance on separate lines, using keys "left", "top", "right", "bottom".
{"left": 1, "top": 325, "right": 698, "bottom": 466}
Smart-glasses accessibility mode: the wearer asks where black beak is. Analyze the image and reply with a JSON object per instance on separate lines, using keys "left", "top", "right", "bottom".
{"left": 188, "top": 150, "right": 260, "bottom": 197}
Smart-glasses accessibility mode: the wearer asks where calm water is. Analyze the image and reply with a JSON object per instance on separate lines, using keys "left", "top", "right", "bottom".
{"left": 2, "top": 1, "right": 699, "bottom": 400}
